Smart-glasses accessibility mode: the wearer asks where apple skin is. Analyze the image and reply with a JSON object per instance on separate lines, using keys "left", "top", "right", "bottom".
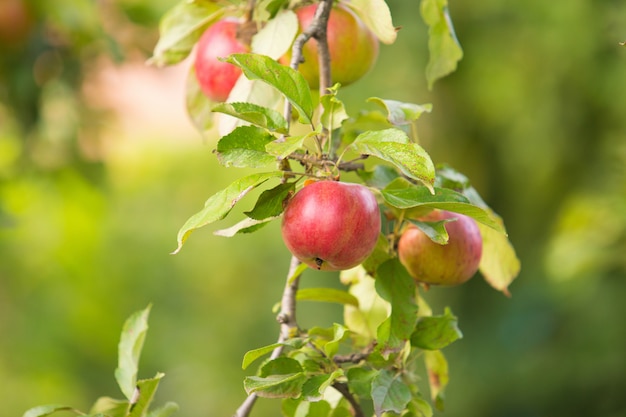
{"left": 281, "top": 181, "right": 381, "bottom": 271}
{"left": 287, "top": 3, "right": 379, "bottom": 89}
{"left": 397, "top": 210, "right": 483, "bottom": 286}
{"left": 194, "top": 18, "right": 249, "bottom": 102}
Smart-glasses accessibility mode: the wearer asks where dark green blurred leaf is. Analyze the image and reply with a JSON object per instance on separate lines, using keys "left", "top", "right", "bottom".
{"left": 411, "top": 308, "right": 462, "bottom": 350}
{"left": 371, "top": 369, "right": 412, "bottom": 416}
{"left": 420, "top": 0, "right": 463, "bottom": 89}
{"left": 150, "top": 1, "right": 224, "bottom": 66}
{"left": 245, "top": 181, "right": 295, "bottom": 220}
{"left": 224, "top": 53, "right": 314, "bottom": 125}
{"left": 296, "top": 288, "right": 359, "bottom": 307}
{"left": 212, "top": 102, "right": 288, "bottom": 134}
{"left": 115, "top": 305, "right": 151, "bottom": 401}
{"left": 173, "top": 171, "right": 283, "bottom": 253}
{"left": 375, "top": 259, "right": 418, "bottom": 349}
{"left": 367, "top": 98, "right": 432, "bottom": 126}
{"left": 216, "top": 125, "right": 277, "bottom": 168}
{"left": 423, "top": 350, "right": 449, "bottom": 411}
{"left": 349, "top": 129, "right": 435, "bottom": 190}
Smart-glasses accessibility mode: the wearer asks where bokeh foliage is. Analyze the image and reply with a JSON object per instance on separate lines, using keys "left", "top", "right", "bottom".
{"left": 1, "top": 0, "right": 625, "bottom": 416}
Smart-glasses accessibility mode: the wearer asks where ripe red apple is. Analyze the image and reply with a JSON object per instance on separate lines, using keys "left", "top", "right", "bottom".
{"left": 194, "top": 18, "right": 249, "bottom": 102}
{"left": 281, "top": 180, "right": 381, "bottom": 271}
{"left": 286, "top": 3, "right": 379, "bottom": 89}
{"left": 397, "top": 210, "right": 483, "bottom": 286}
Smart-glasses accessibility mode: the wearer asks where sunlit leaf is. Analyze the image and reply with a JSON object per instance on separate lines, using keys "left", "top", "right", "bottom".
{"left": 345, "top": 0, "right": 398, "bottom": 44}
{"left": 212, "top": 216, "right": 275, "bottom": 237}
{"left": 367, "top": 98, "right": 432, "bottom": 126}
{"left": 212, "top": 102, "right": 288, "bottom": 133}
{"left": 301, "top": 370, "right": 344, "bottom": 401}
{"left": 420, "top": 0, "right": 463, "bottom": 89}
{"left": 423, "top": 350, "right": 449, "bottom": 411}
{"left": 22, "top": 405, "right": 77, "bottom": 417}
{"left": 242, "top": 339, "right": 305, "bottom": 370}
{"left": 411, "top": 307, "right": 462, "bottom": 350}
{"left": 89, "top": 397, "right": 129, "bottom": 417}
{"left": 296, "top": 287, "right": 359, "bottom": 307}
{"left": 244, "top": 358, "right": 306, "bottom": 398}
{"left": 478, "top": 222, "right": 521, "bottom": 296}
{"left": 173, "top": 171, "right": 284, "bottom": 253}
{"left": 375, "top": 259, "right": 418, "bottom": 349}
{"left": 371, "top": 369, "right": 412, "bottom": 416}
{"left": 150, "top": 1, "right": 224, "bottom": 66}
{"left": 115, "top": 305, "right": 151, "bottom": 401}
{"left": 224, "top": 53, "right": 314, "bottom": 124}
{"left": 320, "top": 86, "right": 349, "bottom": 131}
{"left": 349, "top": 129, "right": 435, "bottom": 190}
{"left": 381, "top": 178, "right": 505, "bottom": 232}
{"left": 265, "top": 134, "right": 311, "bottom": 158}
{"left": 128, "top": 373, "right": 165, "bottom": 417}
{"left": 308, "top": 323, "right": 350, "bottom": 358}
{"left": 252, "top": 9, "right": 298, "bottom": 59}
{"left": 216, "top": 125, "right": 277, "bottom": 168}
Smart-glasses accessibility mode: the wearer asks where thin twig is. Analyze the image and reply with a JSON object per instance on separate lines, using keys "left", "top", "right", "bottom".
{"left": 332, "top": 382, "right": 365, "bottom": 417}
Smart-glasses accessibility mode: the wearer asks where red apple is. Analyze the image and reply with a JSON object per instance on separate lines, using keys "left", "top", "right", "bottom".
{"left": 194, "top": 18, "right": 249, "bottom": 102}
{"left": 281, "top": 180, "right": 381, "bottom": 271}
{"left": 0, "top": 0, "right": 34, "bottom": 48}
{"left": 398, "top": 210, "right": 483, "bottom": 286}
{"left": 286, "top": 3, "right": 379, "bottom": 89}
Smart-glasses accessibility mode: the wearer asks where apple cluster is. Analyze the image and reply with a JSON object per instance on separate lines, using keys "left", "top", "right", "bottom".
{"left": 193, "top": 3, "right": 379, "bottom": 101}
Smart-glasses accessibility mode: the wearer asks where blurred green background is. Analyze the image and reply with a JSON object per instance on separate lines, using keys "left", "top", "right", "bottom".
{"left": 1, "top": 0, "right": 625, "bottom": 416}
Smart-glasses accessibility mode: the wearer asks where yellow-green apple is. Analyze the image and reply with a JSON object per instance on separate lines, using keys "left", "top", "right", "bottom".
{"left": 286, "top": 3, "right": 379, "bottom": 89}
{"left": 194, "top": 18, "right": 249, "bottom": 102}
{"left": 281, "top": 180, "right": 381, "bottom": 271}
{"left": 398, "top": 210, "right": 483, "bottom": 285}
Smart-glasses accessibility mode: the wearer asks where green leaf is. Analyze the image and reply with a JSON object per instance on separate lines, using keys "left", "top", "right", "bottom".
{"left": 423, "top": 350, "right": 449, "bottom": 411}
{"left": 22, "top": 405, "right": 78, "bottom": 417}
{"left": 347, "top": 368, "right": 379, "bottom": 399}
{"left": 301, "top": 370, "right": 344, "bottom": 401}
{"left": 320, "top": 87, "right": 349, "bottom": 131}
{"left": 345, "top": 0, "right": 398, "bottom": 44}
{"left": 367, "top": 98, "right": 432, "bottom": 126}
{"left": 150, "top": 1, "right": 224, "bottom": 66}
{"left": 381, "top": 178, "right": 505, "bottom": 232}
{"left": 186, "top": 65, "right": 214, "bottom": 136}
{"left": 244, "top": 363, "right": 307, "bottom": 398}
{"left": 216, "top": 125, "right": 277, "bottom": 168}
{"left": 375, "top": 259, "right": 418, "bottom": 349}
{"left": 212, "top": 102, "right": 288, "bottom": 133}
{"left": 349, "top": 129, "right": 435, "bottom": 190}
{"left": 405, "top": 395, "right": 434, "bottom": 417}
{"left": 89, "top": 397, "right": 129, "bottom": 417}
{"left": 420, "top": 0, "right": 463, "bottom": 89}
{"left": 173, "top": 171, "right": 283, "bottom": 253}
{"left": 361, "top": 233, "right": 392, "bottom": 276}
{"left": 411, "top": 308, "right": 462, "bottom": 350}
{"left": 265, "top": 134, "right": 310, "bottom": 158}
{"left": 478, "top": 222, "right": 521, "bottom": 296}
{"left": 242, "top": 343, "right": 282, "bottom": 370}
{"left": 251, "top": 9, "right": 298, "bottom": 59}
{"left": 308, "top": 323, "right": 350, "bottom": 358}
{"left": 407, "top": 219, "right": 452, "bottom": 245}
{"left": 357, "top": 165, "right": 400, "bottom": 190}
{"left": 296, "top": 288, "right": 359, "bottom": 307}
{"left": 245, "top": 181, "right": 295, "bottom": 220}
{"left": 128, "top": 373, "right": 165, "bottom": 417}
{"left": 212, "top": 216, "right": 275, "bottom": 237}
{"left": 115, "top": 305, "right": 151, "bottom": 401}
{"left": 224, "top": 53, "right": 314, "bottom": 124}
{"left": 147, "top": 402, "right": 179, "bottom": 417}
{"left": 371, "top": 369, "right": 412, "bottom": 416}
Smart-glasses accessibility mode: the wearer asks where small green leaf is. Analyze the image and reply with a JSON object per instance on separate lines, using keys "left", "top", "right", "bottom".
{"left": 408, "top": 219, "right": 453, "bottom": 245}
{"left": 345, "top": 0, "right": 398, "bottom": 44}
{"left": 308, "top": 323, "right": 350, "bottom": 358}
{"left": 213, "top": 216, "right": 275, "bottom": 237}
{"left": 128, "top": 373, "right": 165, "bottom": 417}
{"left": 411, "top": 308, "right": 462, "bottom": 350}
{"left": 242, "top": 343, "right": 282, "bottom": 370}
{"left": 265, "top": 134, "right": 310, "bottom": 158}
{"left": 420, "top": 0, "right": 463, "bottom": 89}
{"left": 478, "top": 222, "right": 521, "bottom": 296}
{"left": 406, "top": 395, "right": 434, "bottom": 417}
{"left": 216, "top": 125, "right": 277, "bottom": 168}
{"left": 301, "top": 370, "right": 344, "bottom": 401}
{"left": 147, "top": 402, "right": 179, "bottom": 417}
{"left": 296, "top": 288, "right": 359, "bottom": 307}
{"left": 173, "top": 171, "right": 284, "bottom": 253}
{"left": 186, "top": 65, "right": 214, "bottom": 136}
{"left": 224, "top": 53, "right": 314, "bottom": 124}
{"left": 349, "top": 129, "right": 435, "bottom": 190}
{"left": 423, "top": 350, "right": 449, "bottom": 411}
{"left": 89, "top": 397, "right": 129, "bottom": 417}
{"left": 367, "top": 98, "right": 432, "bottom": 126}
{"left": 150, "top": 1, "right": 224, "bottom": 66}
{"left": 22, "top": 405, "right": 78, "bottom": 417}
{"left": 381, "top": 178, "right": 506, "bottom": 233}
{"left": 375, "top": 259, "right": 418, "bottom": 349}
{"left": 320, "top": 87, "right": 349, "bottom": 131}
{"left": 251, "top": 9, "right": 298, "bottom": 59}
{"left": 245, "top": 181, "right": 295, "bottom": 220}
{"left": 244, "top": 371, "right": 306, "bottom": 398}
{"left": 115, "top": 305, "right": 151, "bottom": 401}
{"left": 371, "top": 369, "right": 412, "bottom": 416}
{"left": 212, "top": 102, "right": 288, "bottom": 133}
